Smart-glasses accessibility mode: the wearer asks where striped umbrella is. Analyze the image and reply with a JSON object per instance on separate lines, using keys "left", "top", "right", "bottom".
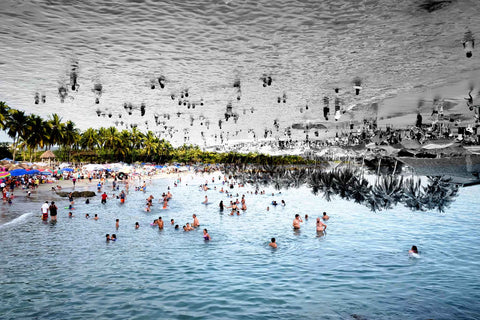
{"left": 0, "top": 171, "right": 11, "bottom": 179}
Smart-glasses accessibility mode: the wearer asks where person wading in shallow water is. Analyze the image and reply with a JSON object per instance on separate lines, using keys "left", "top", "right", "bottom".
{"left": 49, "top": 201, "right": 58, "bottom": 221}
{"left": 41, "top": 201, "right": 49, "bottom": 221}
{"left": 293, "top": 214, "right": 303, "bottom": 230}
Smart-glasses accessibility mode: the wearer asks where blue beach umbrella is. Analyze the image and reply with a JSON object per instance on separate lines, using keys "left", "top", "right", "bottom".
{"left": 63, "top": 168, "right": 74, "bottom": 172}
{"left": 26, "top": 169, "right": 40, "bottom": 175}
{"left": 41, "top": 171, "right": 52, "bottom": 175}
{"left": 9, "top": 169, "right": 28, "bottom": 176}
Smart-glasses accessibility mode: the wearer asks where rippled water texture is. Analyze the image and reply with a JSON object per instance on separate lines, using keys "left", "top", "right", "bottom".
{"left": 1, "top": 174, "right": 479, "bottom": 319}
{"left": 1, "top": 0, "right": 480, "bottom": 145}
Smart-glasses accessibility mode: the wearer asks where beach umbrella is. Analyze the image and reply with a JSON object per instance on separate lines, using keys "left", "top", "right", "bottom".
{"left": 0, "top": 171, "right": 11, "bottom": 179}
{"left": 40, "top": 170, "right": 52, "bottom": 175}
{"left": 63, "top": 168, "right": 74, "bottom": 172}
{"left": 54, "top": 169, "right": 62, "bottom": 175}
{"left": 26, "top": 169, "right": 40, "bottom": 175}
{"left": 9, "top": 169, "right": 28, "bottom": 176}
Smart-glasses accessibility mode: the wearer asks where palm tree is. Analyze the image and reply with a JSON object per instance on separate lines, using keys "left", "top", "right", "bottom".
{"left": 47, "top": 113, "right": 64, "bottom": 148}
{"left": 62, "top": 120, "right": 80, "bottom": 162}
{"left": 129, "top": 127, "right": 144, "bottom": 163}
{"left": 80, "top": 128, "right": 99, "bottom": 151}
{"left": 142, "top": 131, "right": 158, "bottom": 161}
{"left": 5, "top": 109, "right": 27, "bottom": 161}
{"left": 103, "top": 127, "right": 122, "bottom": 160}
{"left": 24, "top": 114, "right": 48, "bottom": 161}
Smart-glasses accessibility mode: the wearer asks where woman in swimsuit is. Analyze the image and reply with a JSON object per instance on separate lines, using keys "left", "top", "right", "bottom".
{"left": 203, "top": 229, "right": 211, "bottom": 240}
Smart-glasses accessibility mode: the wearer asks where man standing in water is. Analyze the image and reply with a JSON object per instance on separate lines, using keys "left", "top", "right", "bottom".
{"left": 101, "top": 192, "right": 108, "bottom": 204}
{"left": 41, "top": 201, "right": 49, "bottom": 221}
{"left": 293, "top": 214, "right": 303, "bottom": 229}
{"left": 192, "top": 214, "right": 200, "bottom": 227}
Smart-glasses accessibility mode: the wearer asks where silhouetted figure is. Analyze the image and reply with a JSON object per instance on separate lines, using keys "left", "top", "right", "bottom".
{"left": 463, "top": 30, "right": 475, "bottom": 58}
{"left": 416, "top": 113, "right": 423, "bottom": 127}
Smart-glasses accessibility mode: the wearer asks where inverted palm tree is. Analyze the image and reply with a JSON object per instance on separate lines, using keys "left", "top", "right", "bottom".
{"left": 351, "top": 176, "right": 372, "bottom": 204}
{"left": 373, "top": 175, "right": 405, "bottom": 210}
{"left": 332, "top": 168, "right": 358, "bottom": 200}
{"left": 402, "top": 177, "right": 426, "bottom": 211}
{"left": 421, "top": 176, "right": 459, "bottom": 212}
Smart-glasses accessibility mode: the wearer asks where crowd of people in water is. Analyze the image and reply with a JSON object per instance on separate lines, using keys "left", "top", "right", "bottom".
{"left": 34, "top": 169, "right": 419, "bottom": 256}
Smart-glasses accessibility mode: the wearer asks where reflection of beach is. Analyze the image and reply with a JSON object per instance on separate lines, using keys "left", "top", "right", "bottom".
{"left": 378, "top": 70, "right": 480, "bottom": 129}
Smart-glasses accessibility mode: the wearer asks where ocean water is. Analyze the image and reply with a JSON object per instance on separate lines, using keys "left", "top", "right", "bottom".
{"left": 1, "top": 173, "right": 479, "bottom": 320}
{"left": 1, "top": 0, "right": 480, "bottom": 145}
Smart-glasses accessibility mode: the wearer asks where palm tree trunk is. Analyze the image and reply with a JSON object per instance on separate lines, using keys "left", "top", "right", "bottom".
{"left": 12, "top": 136, "right": 17, "bottom": 162}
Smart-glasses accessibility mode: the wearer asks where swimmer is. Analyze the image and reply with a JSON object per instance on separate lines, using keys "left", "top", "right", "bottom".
{"left": 85, "top": 198, "right": 90, "bottom": 204}
{"left": 175, "top": 224, "right": 179, "bottom": 229}
{"left": 185, "top": 223, "right": 194, "bottom": 231}
{"left": 106, "top": 234, "right": 111, "bottom": 241}
{"left": 85, "top": 214, "right": 90, "bottom": 219}
{"left": 171, "top": 219, "right": 175, "bottom": 225}
{"left": 322, "top": 212, "right": 330, "bottom": 221}
{"left": 219, "top": 200, "right": 224, "bottom": 211}
{"left": 203, "top": 228, "right": 211, "bottom": 240}
{"left": 267, "top": 206, "right": 270, "bottom": 211}
{"left": 135, "top": 222, "right": 140, "bottom": 229}
{"left": 68, "top": 212, "right": 74, "bottom": 218}
{"left": 111, "top": 234, "right": 117, "bottom": 241}
{"left": 305, "top": 214, "right": 309, "bottom": 220}
{"left": 193, "top": 214, "right": 200, "bottom": 227}
{"left": 281, "top": 200, "right": 285, "bottom": 206}
{"left": 316, "top": 217, "right": 327, "bottom": 233}
{"left": 409, "top": 245, "right": 418, "bottom": 254}
{"left": 94, "top": 214, "right": 99, "bottom": 220}
{"left": 202, "top": 196, "right": 208, "bottom": 204}
{"left": 158, "top": 217, "right": 164, "bottom": 229}
{"left": 115, "top": 218, "right": 119, "bottom": 229}
{"left": 269, "top": 238, "right": 277, "bottom": 248}
{"left": 293, "top": 214, "right": 303, "bottom": 229}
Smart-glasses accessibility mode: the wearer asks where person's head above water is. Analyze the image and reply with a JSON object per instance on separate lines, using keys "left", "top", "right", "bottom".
{"left": 466, "top": 51, "right": 473, "bottom": 58}
{"left": 411, "top": 245, "right": 418, "bottom": 253}
{"left": 271, "top": 237, "right": 276, "bottom": 243}
{"left": 295, "top": 214, "right": 299, "bottom": 218}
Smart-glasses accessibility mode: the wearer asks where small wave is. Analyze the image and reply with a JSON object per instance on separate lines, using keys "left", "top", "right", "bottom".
{"left": 0, "top": 212, "right": 34, "bottom": 229}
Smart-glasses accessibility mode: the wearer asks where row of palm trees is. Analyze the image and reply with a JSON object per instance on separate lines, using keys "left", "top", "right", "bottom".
{"left": 0, "top": 102, "right": 79, "bottom": 162}
{"left": 226, "top": 164, "right": 459, "bottom": 212}
{"left": 0, "top": 102, "right": 178, "bottom": 163}
{"left": 0, "top": 101, "right": 310, "bottom": 164}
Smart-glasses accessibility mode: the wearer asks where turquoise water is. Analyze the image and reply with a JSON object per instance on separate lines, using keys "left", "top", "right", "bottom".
{"left": 1, "top": 174, "right": 480, "bottom": 319}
